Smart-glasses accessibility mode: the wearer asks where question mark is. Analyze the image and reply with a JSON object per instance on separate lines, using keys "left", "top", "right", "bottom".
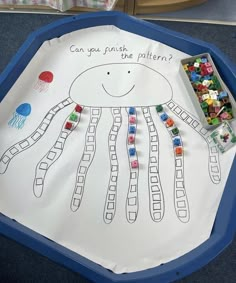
{"left": 169, "top": 54, "right": 173, "bottom": 63}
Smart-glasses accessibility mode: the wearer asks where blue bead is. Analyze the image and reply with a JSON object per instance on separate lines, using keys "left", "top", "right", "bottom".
{"left": 173, "top": 138, "right": 181, "bottom": 146}
{"left": 219, "top": 91, "right": 228, "bottom": 100}
{"left": 129, "top": 126, "right": 136, "bottom": 134}
{"left": 160, "top": 113, "right": 168, "bottom": 121}
{"left": 129, "top": 107, "right": 136, "bottom": 115}
{"left": 129, "top": 148, "right": 136, "bottom": 156}
{"left": 201, "top": 57, "right": 208, "bottom": 63}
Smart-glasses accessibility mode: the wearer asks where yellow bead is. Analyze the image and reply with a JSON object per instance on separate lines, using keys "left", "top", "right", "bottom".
{"left": 206, "top": 99, "right": 213, "bottom": 105}
{"left": 207, "top": 117, "right": 212, "bottom": 124}
{"left": 183, "top": 64, "right": 188, "bottom": 71}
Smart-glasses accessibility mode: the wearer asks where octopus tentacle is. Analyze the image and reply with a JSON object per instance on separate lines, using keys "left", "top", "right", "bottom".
{"left": 156, "top": 108, "right": 190, "bottom": 223}
{"left": 126, "top": 107, "right": 139, "bottom": 224}
{"left": 71, "top": 107, "right": 102, "bottom": 212}
{"left": 103, "top": 108, "right": 122, "bottom": 224}
{"left": 142, "top": 107, "right": 164, "bottom": 222}
{"left": 33, "top": 104, "right": 82, "bottom": 198}
{"left": 0, "top": 98, "right": 73, "bottom": 174}
{"left": 166, "top": 100, "right": 221, "bottom": 184}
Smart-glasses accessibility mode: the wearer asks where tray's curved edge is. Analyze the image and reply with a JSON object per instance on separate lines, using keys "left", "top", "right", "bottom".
{"left": 0, "top": 11, "right": 235, "bottom": 283}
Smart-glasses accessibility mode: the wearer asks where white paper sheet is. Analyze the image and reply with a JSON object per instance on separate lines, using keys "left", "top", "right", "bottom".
{"left": 0, "top": 26, "right": 235, "bottom": 273}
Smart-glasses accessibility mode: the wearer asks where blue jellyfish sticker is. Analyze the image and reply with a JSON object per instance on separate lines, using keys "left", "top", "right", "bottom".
{"left": 8, "top": 103, "right": 31, "bottom": 129}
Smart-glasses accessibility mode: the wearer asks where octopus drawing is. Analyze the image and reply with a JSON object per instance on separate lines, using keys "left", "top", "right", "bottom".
{"left": 0, "top": 63, "right": 221, "bottom": 224}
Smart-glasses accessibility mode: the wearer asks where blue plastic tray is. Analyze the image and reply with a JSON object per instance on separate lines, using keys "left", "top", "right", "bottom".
{"left": 0, "top": 11, "right": 235, "bottom": 283}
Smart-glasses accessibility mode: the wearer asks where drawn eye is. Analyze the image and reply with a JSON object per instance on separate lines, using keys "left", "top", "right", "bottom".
{"left": 107, "top": 72, "right": 110, "bottom": 75}
{"left": 128, "top": 71, "right": 131, "bottom": 74}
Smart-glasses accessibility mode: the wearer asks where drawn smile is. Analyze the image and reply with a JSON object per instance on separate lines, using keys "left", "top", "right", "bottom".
{"left": 102, "top": 84, "right": 135, "bottom": 97}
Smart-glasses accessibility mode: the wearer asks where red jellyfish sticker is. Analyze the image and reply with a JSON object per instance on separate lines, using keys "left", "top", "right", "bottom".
{"left": 34, "top": 71, "right": 54, "bottom": 93}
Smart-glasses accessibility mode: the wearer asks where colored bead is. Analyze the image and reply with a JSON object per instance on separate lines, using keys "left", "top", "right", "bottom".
{"left": 190, "top": 72, "right": 201, "bottom": 82}
{"left": 202, "top": 80, "right": 211, "bottom": 87}
{"left": 213, "top": 100, "right": 221, "bottom": 107}
{"left": 210, "top": 113, "right": 216, "bottom": 118}
{"left": 201, "top": 70, "right": 208, "bottom": 76}
{"left": 205, "top": 62, "right": 212, "bottom": 68}
{"left": 198, "top": 96, "right": 203, "bottom": 103}
{"left": 211, "top": 117, "right": 220, "bottom": 125}
{"left": 206, "top": 99, "right": 213, "bottom": 105}
{"left": 129, "top": 126, "right": 136, "bottom": 134}
{"left": 175, "top": 147, "right": 183, "bottom": 156}
{"left": 129, "top": 107, "right": 135, "bottom": 115}
{"left": 65, "top": 121, "right": 73, "bottom": 130}
{"left": 201, "top": 101, "right": 208, "bottom": 109}
{"left": 173, "top": 137, "right": 181, "bottom": 146}
{"left": 206, "top": 67, "right": 213, "bottom": 75}
{"left": 220, "top": 112, "right": 229, "bottom": 119}
{"left": 214, "top": 106, "right": 221, "bottom": 113}
{"left": 131, "top": 160, "right": 139, "bottom": 169}
{"left": 160, "top": 113, "right": 168, "bottom": 121}
{"left": 188, "top": 66, "right": 195, "bottom": 72}
{"left": 207, "top": 117, "right": 212, "bottom": 124}
{"left": 166, "top": 118, "right": 174, "bottom": 128}
{"left": 194, "top": 62, "right": 200, "bottom": 68}
{"left": 201, "top": 89, "right": 209, "bottom": 94}
{"left": 128, "top": 135, "right": 135, "bottom": 144}
{"left": 201, "top": 57, "right": 208, "bottom": 63}
{"left": 210, "top": 94, "right": 218, "bottom": 100}
{"left": 197, "top": 84, "right": 205, "bottom": 91}
{"left": 69, "top": 113, "right": 78, "bottom": 122}
{"left": 183, "top": 64, "right": 188, "bottom": 71}
{"left": 202, "top": 94, "right": 210, "bottom": 101}
{"left": 129, "top": 116, "right": 136, "bottom": 124}
{"left": 129, "top": 148, "right": 136, "bottom": 156}
{"left": 171, "top": 127, "right": 179, "bottom": 136}
{"left": 156, "top": 105, "right": 163, "bottom": 113}
{"left": 212, "top": 76, "right": 221, "bottom": 89}
{"left": 75, "top": 104, "right": 83, "bottom": 113}
{"left": 208, "top": 106, "right": 215, "bottom": 113}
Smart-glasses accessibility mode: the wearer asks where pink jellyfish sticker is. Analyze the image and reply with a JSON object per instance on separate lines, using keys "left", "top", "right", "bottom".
{"left": 34, "top": 71, "right": 54, "bottom": 92}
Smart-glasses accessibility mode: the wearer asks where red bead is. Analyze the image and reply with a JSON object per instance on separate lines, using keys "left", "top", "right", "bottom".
{"left": 128, "top": 135, "right": 135, "bottom": 144}
{"left": 131, "top": 160, "right": 139, "bottom": 169}
{"left": 75, "top": 104, "right": 83, "bottom": 113}
{"left": 65, "top": 122, "right": 73, "bottom": 130}
{"left": 129, "top": 116, "right": 136, "bottom": 124}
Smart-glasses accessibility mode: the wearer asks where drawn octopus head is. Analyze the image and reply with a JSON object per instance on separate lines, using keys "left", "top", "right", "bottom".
{"left": 69, "top": 63, "right": 173, "bottom": 106}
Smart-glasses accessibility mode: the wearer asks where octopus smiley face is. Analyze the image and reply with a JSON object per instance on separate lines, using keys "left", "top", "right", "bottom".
{"left": 69, "top": 63, "right": 173, "bottom": 106}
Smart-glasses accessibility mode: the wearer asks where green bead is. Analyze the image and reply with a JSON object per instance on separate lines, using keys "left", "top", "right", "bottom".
{"left": 201, "top": 101, "right": 208, "bottom": 109}
{"left": 156, "top": 105, "right": 163, "bottom": 113}
{"left": 211, "top": 117, "right": 220, "bottom": 125}
{"left": 171, "top": 127, "right": 179, "bottom": 136}
{"left": 196, "top": 58, "right": 201, "bottom": 63}
{"left": 69, "top": 113, "right": 78, "bottom": 122}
